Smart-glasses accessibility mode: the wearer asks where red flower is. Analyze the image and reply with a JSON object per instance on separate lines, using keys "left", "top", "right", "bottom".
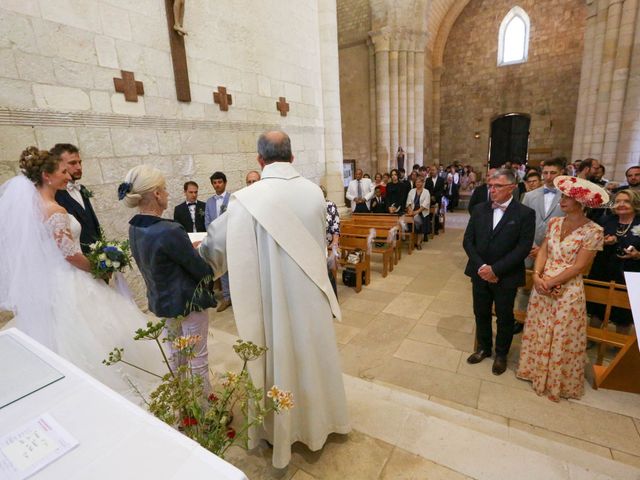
{"left": 226, "top": 427, "right": 236, "bottom": 439}
{"left": 181, "top": 416, "right": 198, "bottom": 427}
{"left": 570, "top": 177, "right": 577, "bottom": 183}
{"left": 208, "top": 393, "right": 218, "bottom": 403}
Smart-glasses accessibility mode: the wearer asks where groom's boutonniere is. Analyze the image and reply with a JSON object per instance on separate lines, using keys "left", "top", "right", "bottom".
{"left": 197, "top": 207, "right": 205, "bottom": 217}
{"left": 81, "top": 185, "right": 94, "bottom": 198}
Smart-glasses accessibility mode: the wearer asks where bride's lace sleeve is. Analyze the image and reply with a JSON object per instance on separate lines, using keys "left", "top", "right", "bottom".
{"left": 46, "top": 213, "right": 81, "bottom": 257}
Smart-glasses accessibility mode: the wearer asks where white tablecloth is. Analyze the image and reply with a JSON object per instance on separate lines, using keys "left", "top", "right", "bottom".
{"left": 0, "top": 328, "right": 248, "bottom": 480}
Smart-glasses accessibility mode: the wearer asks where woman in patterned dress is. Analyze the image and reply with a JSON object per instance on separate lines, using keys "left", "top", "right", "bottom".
{"left": 517, "top": 176, "right": 608, "bottom": 402}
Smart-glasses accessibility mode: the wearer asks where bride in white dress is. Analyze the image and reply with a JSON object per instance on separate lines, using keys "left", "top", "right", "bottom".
{"left": 0, "top": 147, "right": 163, "bottom": 395}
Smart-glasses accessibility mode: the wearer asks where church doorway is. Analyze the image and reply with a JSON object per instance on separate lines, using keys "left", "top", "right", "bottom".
{"left": 488, "top": 113, "right": 530, "bottom": 169}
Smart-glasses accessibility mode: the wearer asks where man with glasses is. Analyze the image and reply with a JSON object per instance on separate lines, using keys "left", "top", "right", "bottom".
{"left": 463, "top": 169, "right": 535, "bottom": 375}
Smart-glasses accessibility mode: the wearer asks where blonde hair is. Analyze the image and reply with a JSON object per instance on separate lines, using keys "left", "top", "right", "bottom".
{"left": 615, "top": 189, "right": 640, "bottom": 215}
{"left": 119, "top": 165, "right": 165, "bottom": 208}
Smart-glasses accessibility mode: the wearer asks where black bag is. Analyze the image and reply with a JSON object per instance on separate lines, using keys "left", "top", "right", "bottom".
{"left": 342, "top": 267, "right": 366, "bottom": 287}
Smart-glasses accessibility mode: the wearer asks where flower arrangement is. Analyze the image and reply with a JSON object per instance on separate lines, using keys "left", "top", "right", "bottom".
{"left": 103, "top": 320, "right": 292, "bottom": 458}
{"left": 86, "top": 233, "right": 132, "bottom": 279}
{"left": 80, "top": 185, "right": 94, "bottom": 198}
{"left": 632, "top": 225, "right": 640, "bottom": 237}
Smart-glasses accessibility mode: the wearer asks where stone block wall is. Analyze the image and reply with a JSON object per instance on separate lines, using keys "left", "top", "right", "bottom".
{"left": 0, "top": 0, "right": 342, "bottom": 307}
{"left": 439, "top": 0, "right": 585, "bottom": 169}
{"left": 337, "top": 0, "right": 373, "bottom": 175}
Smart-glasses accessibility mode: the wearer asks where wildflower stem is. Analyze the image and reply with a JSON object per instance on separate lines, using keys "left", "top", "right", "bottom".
{"left": 155, "top": 337, "right": 175, "bottom": 377}
{"left": 118, "top": 359, "right": 163, "bottom": 379}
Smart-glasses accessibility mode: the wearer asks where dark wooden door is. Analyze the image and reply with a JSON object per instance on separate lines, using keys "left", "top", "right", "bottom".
{"left": 489, "top": 114, "right": 530, "bottom": 169}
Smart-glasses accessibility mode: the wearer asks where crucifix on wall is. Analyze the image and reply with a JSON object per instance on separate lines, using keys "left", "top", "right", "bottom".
{"left": 113, "top": 70, "right": 144, "bottom": 102}
{"left": 213, "top": 86, "right": 233, "bottom": 111}
{"left": 276, "top": 97, "right": 290, "bottom": 117}
{"left": 164, "top": 0, "right": 191, "bottom": 101}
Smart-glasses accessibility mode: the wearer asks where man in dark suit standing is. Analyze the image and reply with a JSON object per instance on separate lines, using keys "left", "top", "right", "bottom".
{"left": 52, "top": 144, "right": 101, "bottom": 254}
{"left": 174, "top": 181, "right": 206, "bottom": 233}
{"left": 463, "top": 169, "right": 535, "bottom": 375}
{"left": 425, "top": 165, "right": 445, "bottom": 234}
{"left": 467, "top": 168, "right": 496, "bottom": 213}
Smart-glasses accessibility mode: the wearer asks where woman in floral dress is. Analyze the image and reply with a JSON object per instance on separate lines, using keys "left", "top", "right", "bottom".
{"left": 517, "top": 176, "right": 608, "bottom": 401}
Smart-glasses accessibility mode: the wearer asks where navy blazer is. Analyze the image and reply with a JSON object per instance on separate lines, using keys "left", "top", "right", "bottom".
{"left": 129, "top": 215, "right": 215, "bottom": 318}
{"left": 463, "top": 200, "right": 535, "bottom": 288}
{"left": 55, "top": 188, "right": 101, "bottom": 254}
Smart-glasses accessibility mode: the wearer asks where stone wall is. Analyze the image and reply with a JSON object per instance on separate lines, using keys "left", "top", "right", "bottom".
{"left": 0, "top": 0, "right": 343, "bottom": 306}
{"left": 337, "top": 0, "right": 373, "bottom": 174}
{"left": 439, "top": 0, "right": 586, "bottom": 169}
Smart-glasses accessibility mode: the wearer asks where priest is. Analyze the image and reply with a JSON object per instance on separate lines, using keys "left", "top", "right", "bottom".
{"left": 198, "top": 130, "right": 350, "bottom": 468}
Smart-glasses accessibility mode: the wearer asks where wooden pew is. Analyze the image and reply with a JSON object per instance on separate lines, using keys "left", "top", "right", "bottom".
{"left": 350, "top": 214, "right": 404, "bottom": 260}
{"left": 343, "top": 219, "right": 401, "bottom": 265}
{"left": 337, "top": 233, "right": 371, "bottom": 293}
{"left": 341, "top": 224, "right": 394, "bottom": 277}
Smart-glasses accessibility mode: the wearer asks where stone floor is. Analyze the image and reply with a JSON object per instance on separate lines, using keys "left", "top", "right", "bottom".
{"left": 209, "top": 211, "right": 640, "bottom": 480}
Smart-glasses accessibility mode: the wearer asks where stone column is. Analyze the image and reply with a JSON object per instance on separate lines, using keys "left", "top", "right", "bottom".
{"left": 389, "top": 42, "right": 399, "bottom": 166}
{"left": 368, "top": 38, "right": 377, "bottom": 172}
{"left": 398, "top": 39, "right": 408, "bottom": 163}
{"left": 615, "top": 0, "right": 640, "bottom": 178}
{"left": 591, "top": 0, "right": 623, "bottom": 159}
{"left": 602, "top": 0, "right": 638, "bottom": 169}
{"left": 572, "top": 5, "right": 598, "bottom": 160}
{"left": 407, "top": 46, "right": 416, "bottom": 166}
{"left": 414, "top": 42, "right": 426, "bottom": 166}
{"left": 316, "top": 0, "right": 345, "bottom": 207}
{"left": 432, "top": 66, "right": 442, "bottom": 165}
{"left": 371, "top": 31, "right": 391, "bottom": 172}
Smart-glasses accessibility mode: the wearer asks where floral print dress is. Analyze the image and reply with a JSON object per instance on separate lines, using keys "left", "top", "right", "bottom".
{"left": 517, "top": 217, "right": 603, "bottom": 401}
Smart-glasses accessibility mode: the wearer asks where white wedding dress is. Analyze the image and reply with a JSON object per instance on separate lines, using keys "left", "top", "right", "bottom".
{"left": 0, "top": 176, "right": 164, "bottom": 398}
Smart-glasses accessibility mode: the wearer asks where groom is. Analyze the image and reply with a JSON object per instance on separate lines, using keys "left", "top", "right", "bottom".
{"left": 52, "top": 144, "right": 101, "bottom": 254}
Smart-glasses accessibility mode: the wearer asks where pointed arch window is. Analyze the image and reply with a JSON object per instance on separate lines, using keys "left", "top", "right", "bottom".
{"left": 498, "top": 7, "right": 530, "bottom": 66}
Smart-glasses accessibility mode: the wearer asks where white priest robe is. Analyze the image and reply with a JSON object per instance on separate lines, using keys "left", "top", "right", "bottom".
{"left": 199, "top": 161, "right": 350, "bottom": 468}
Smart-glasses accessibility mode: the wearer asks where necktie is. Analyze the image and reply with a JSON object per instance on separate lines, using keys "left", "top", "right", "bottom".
{"left": 187, "top": 203, "right": 196, "bottom": 207}
{"left": 491, "top": 202, "right": 507, "bottom": 211}
{"left": 543, "top": 187, "right": 557, "bottom": 195}
{"left": 357, "top": 180, "right": 362, "bottom": 198}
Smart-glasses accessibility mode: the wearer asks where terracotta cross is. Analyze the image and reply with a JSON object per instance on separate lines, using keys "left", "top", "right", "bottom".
{"left": 164, "top": 0, "right": 191, "bottom": 102}
{"left": 213, "top": 86, "right": 233, "bottom": 111}
{"left": 113, "top": 70, "right": 144, "bottom": 102}
{"left": 276, "top": 97, "right": 290, "bottom": 117}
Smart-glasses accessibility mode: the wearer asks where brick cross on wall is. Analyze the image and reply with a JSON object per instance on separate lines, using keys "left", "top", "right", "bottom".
{"left": 213, "top": 86, "right": 233, "bottom": 111}
{"left": 113, "top": 70, "right": 144, "bottom": 102}
{"left": 276, "top": 97, "right": 290, "bottom": 117}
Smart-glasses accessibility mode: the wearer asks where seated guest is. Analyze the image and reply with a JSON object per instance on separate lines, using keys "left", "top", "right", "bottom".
{"left": 370, "top": 186, "right": 387, "bottom": 213}
{"left": 587, "top": 189, "right": 640, "bottom": 334}
{"left": 517, "top": 176, "right": 606, "bottom": 401}
{"left": 246, "top": 170, "right": 261, "bottom": 186}
{"left": 373, "top": 172, "right": 386, "bottom": 197}
{"left": 363, "top": 173, "right": 371, "bottom": 179}
{"left": 592, "top": 165, "right": 608, "bottom": 187}
{"left": 382, "top": 172, "right": 390, "bottom": 186}
{"left": 174, "top": 181, "right": 206, "bottom": 233}
{"left": 123, "top": 165, "right": 216, "bottom": 392}
{"left": 613, "top": 165, "right": 640, "bottom": 193}
{"left": 205, "top": 171, "right": 232, "bottom": 312}
{"left": 405, "top": 176, "right": 431, "bottom": 250}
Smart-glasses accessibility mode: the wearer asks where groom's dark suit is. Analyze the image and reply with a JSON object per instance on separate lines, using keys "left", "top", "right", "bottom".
{"left": 463, "top": 200, "right": 535, "bottom": 356}
{"left": 173, "top": 200, "right": 206, "bottom": 233}
{"left": 56, "top": 186, "right": 101, "bottom": 254}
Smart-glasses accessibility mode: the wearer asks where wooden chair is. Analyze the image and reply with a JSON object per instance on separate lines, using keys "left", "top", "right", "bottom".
{"left": 337, "top": 233, "right": 371, "bottom": 293}
{"left": 341, "top": 224, "right": 394, "bottom": 277}
{"left": 402, "top": 214, "right": 415, "bottom": 255}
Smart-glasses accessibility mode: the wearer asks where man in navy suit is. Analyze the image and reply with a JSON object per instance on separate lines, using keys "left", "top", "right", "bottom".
{"left": 52, "top": 144, "right": 101, "bottom": 254}
{"left": 174, "top": 181, "right": 206, "bottom": 233}
{"left": 463, "top": 169, "right": 535, "bottom": 375}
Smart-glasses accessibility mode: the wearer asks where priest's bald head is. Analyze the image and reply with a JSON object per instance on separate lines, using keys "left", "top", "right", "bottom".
{"left": 257, "top": 130, "right": 295, "bottom": 168}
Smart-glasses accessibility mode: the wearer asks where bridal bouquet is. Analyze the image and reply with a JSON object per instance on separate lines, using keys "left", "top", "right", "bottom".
{"left": 87, "top": 235, "right": 132, "bottom": 279}
{"left": 104, "top": 321, "right": 293, "bottom": 458}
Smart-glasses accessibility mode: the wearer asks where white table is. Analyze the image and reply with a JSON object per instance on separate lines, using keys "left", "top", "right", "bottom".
{"left": 0, "top": 328, "right": 248, "bottom": 480}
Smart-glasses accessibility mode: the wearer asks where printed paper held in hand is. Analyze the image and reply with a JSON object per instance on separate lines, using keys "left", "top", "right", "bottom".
{"left": 624, "top": 271, "right": 640, "bottom": 353}
{"left": 0, "top": 414, "right": 78, "bottom": 480}
{"left": 188, "top": 232, "right": 207, "bottom": 243}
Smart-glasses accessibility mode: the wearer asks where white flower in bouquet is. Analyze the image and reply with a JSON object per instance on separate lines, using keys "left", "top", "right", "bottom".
{"left": 99, "top": 253, "right": 107, "bottom": 261}
{"left": 105, "top": 259, "right": 112, "bottom": 267}
{"left": 113, "top": 261, "right": 120, "bottom": 268}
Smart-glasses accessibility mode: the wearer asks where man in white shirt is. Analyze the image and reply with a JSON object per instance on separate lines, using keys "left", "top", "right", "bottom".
{"left": 346, "top": 168, "right": 373, "bottom": 212}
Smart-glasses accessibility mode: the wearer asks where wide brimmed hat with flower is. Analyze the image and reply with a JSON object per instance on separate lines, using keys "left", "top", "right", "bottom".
{"left": 553, "top": 175, "right": 609, "bottom": 208}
